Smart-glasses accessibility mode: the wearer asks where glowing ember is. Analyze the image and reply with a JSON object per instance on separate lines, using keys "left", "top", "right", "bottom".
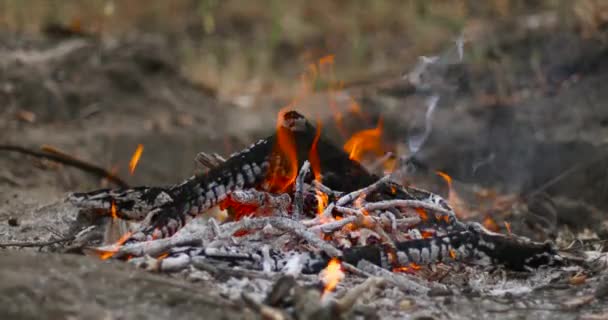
{"left": 98, "top": 231, "right": 133, "bottom": 260}
{"left": 483, "top": 216, "right": 500, "bottom": 232}
{"left": 320, "top": 257, "right": 344, "bottom": 297}
{"left": 219, "top": 197, "right": 258, "bottom": 220}
{"left": 415, "top": 208, "right": 429, "bottom": 221}
{"left": 393, "top": 263, "right": 422, "bottom": 273}
{"left": 343, "top": 118, "right": 384, "bottom": 162}
{"left": 129, "top": 144, "right": 144, "bottom": 175}
{"left": 110, "top": 201, "right": 118, "bottom": 219}
{"left": 316, "top": 191, "right": 329, "bottom": 215}
{"left": 393, "top": 266, "right": 410, "bottom": 273}
{"left": 421, "top": 230, "right": 434, "bottom": 239}
{"left": 449, "top": 249, "right": 457, "bottom": 259}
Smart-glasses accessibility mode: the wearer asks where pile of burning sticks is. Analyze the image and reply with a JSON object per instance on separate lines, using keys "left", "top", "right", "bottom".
{"left": 68, "top": 110, "right": 561, "bottom": 313}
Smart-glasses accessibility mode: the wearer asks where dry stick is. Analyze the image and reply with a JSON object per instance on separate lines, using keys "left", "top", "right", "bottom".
{"left": 221, "top": 217, "right": 342, "bottom": 257}
{"left": 312, "top": 180, "right": 342, "bottom": 197}
{"left": 333, "top": 205, "right": 363, "bottom": 217}
{"left": 130, "top": 254, "right": 192, "bottom": 273}
{"left": 341, "top": 261, "right": 373, "bottom": 278}
{"left": 320, "top": 202, "right": 336, "bottom": 221}
{"left": 96, "top": 232, "right": 205, "bottom": 258}
{"left": 336, "top": 175, "right": 391, "bottom": 206}
{"left": 300, "top": 202, "right": 335, "bottom": 227}
{"left": 309, "top": 215, "right": 358, "bottom": 233}
{"left": 364, "top": 200, "right": 453, "bottom": 216}
{"left": 294, "top": 161, "right": 310, "bottom": 220}
{"left": 195, "top": 151, "right": 226, "bottom": 171}
{"left": 393, "top": 217, "right": 423, "bottom": 229}
{"left": 157, "top": 254, "right": 193, "bottom": 272}
{"left": 0, "top": 144, "right": 128, "bottom": 188}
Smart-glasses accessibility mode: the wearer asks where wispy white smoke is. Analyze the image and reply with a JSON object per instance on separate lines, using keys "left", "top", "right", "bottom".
{"left": 407, "top": 95, "right": 440, "bottom": 154}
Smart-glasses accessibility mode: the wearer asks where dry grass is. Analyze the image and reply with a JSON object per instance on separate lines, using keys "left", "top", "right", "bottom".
{"left": 0, "top": 0, "right": 602, "bottom": 101}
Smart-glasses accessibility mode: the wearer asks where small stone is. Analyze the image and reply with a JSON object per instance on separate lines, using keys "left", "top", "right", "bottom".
{"left": 399, "top": 298, "right": 415, "bottom": 310}
{"left": 8, "top": 217, "right": 19, "bottom": 227}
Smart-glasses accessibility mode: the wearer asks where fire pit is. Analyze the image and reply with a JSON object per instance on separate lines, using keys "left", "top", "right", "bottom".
{"left": 66, "top": 109, "right": 564, "bottom": 319}
{"left": 2, "top": 23, "right": 608, "bottom": 319}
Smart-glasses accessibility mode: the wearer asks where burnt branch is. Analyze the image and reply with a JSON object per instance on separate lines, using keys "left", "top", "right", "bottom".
{"left": 0, "top": 144, "right": 128, "bottom": 187}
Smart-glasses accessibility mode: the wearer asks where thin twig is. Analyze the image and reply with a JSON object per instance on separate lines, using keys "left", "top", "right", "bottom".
{"left": 0, "top": 235, "right": 75, "bottom": 248}
{"left": 95, "top": 233, "right": 205, "bottom": 258}
{"left": 312, "top": 180, "right": 342, "bottom": 197}
{"left": 0, "top": 144, "right": 128, "bottom": 187}
{"left": 294, "top": 161, "right": 310, "bottom": 220}
{"left": 364, "top": 199, "right": 453, "bottom": 216}
{"left": 526, "top": 147, "right": 608, "bottom": 199}
{"left": 309, "top": 216, "right": 358, "bottom": 233}
{"left": 336, "top": 175, "right": 391, "bottom": 206}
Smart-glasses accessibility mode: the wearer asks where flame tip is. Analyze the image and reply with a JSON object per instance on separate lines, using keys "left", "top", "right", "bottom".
{"left": 129, "top": 144, "right": 144, "bottom": 175}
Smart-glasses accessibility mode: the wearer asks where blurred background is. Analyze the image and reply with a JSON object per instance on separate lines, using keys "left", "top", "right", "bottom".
{"left": 2, "top": 0, "right": 605, "bottom": 101}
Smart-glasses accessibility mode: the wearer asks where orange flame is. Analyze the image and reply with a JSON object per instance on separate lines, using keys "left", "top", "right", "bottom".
{"left": 415, "top": 208, "right": 429, "bottom": 221}
{"left": 436, "top": 171, "right": 452, "bottom": 186}
{"left": 436, "top": 171, "right": 467, "bottom": 218}
{"left": 504, "top": 221, "right": 512, "bottom": 235}
{"left": 421, "top": 230, "right": 434, "bottom": 239}
{"left": 98, "top": 231, "right": 133, "bottom": 260}
{"left": 318, "top": 54, "right": 335, "bottom": 69}
{"left": 483, "top": 216, "right": 500, "bottom": 232}
{"left": 266, "top": 109, "right": 299, "bottom": 192}
{"left": 321, "top": 257, "right": 344, "bottom": 297}
{"left": 343, "top": 118, "right": 384, "bottom": 162}
{"left": 449, "top": 249, "right": 457, "bottom": 259}
{"left": 129, "top": 144, "right": 144, "bottom": 175}
{"left": 308, "top": 120, "right": 323, "bottom": 182}
{"left": 316, "top": 191, "right": 329, "bottom": 216}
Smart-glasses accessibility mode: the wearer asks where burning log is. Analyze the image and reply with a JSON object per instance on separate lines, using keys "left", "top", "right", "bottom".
{"left": 70, "top": 110, "right": 561, "bottom": 284}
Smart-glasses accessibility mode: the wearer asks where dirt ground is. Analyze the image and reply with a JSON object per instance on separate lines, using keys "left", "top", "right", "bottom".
{"left": 1, "top": 15, "right": 608, "bottom": 319}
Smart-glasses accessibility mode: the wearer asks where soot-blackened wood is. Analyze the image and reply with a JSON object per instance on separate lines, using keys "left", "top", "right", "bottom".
{"left": 342, "top": 223, "right": 560, "bottom": 271}
{"left": 70, "top": 110, "right": 376, "bottom": 241}
{"left": 70, "top": 110, "right": 559, "bottom": 271}
{"left": 167, "top": 223, "right": 559, "bottom": 273}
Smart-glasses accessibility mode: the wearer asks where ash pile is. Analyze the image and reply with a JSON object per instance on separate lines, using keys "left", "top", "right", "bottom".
{"left": 66, "top": 110, "right": 590, "bottom": 320}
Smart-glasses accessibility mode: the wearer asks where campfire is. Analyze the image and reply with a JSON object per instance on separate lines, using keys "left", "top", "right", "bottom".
{"left": 68, "top": 108, "right": 560, "bottom": 317}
